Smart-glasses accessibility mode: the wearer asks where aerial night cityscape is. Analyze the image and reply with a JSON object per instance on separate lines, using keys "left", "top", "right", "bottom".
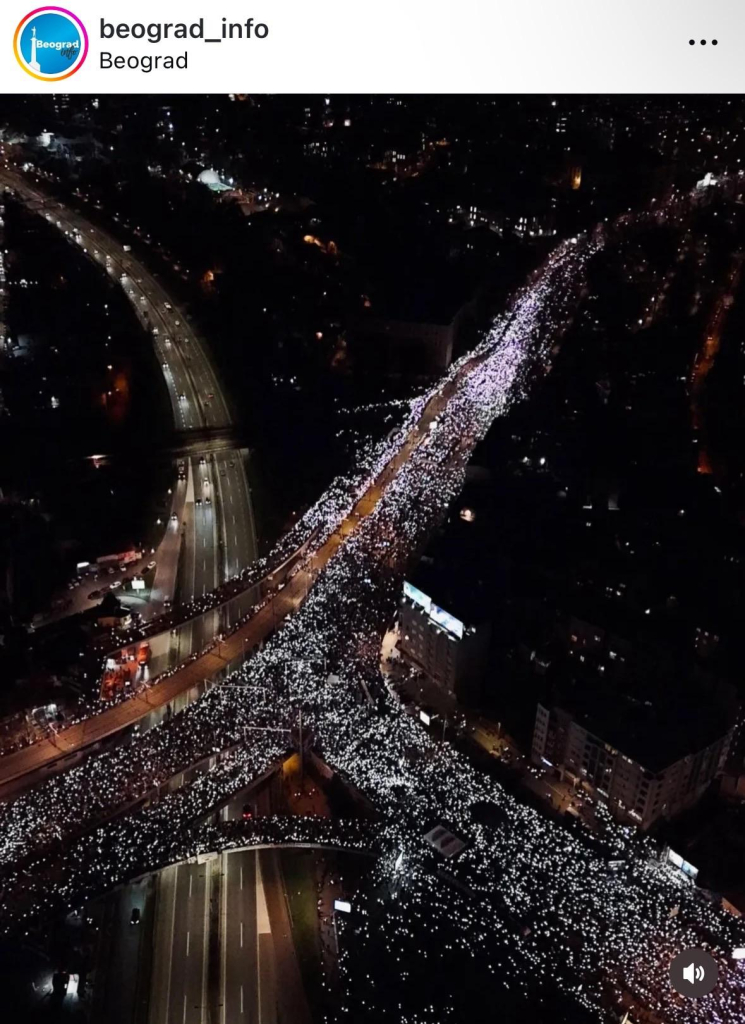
{"left": 2, "top": 93, "right": 745, "bottom": 1024}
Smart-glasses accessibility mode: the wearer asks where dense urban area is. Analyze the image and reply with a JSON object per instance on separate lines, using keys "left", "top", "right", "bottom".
{"left": 1, "top": 95, "right": 745, "bottom": 1023}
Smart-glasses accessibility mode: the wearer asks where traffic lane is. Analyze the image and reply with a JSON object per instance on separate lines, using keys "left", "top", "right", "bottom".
{"left": 149, "top": 864, "right": 178, "bottom": 1024}
{"left": 148, "top": 474, "right": 188, "bottom": 619}
{"left": 188, "top": 462, "right": 206, "bottom": 648}
{"left": 180, "top": 352, "right": 218, "bottom": 428}
{"left": 259, "top": 850, "right": 310, "bottom": 1024}
{"left": 191, "top": 457, "right": 219, "bottom": 651}
{"left": 149, "top": 311, "right": 203, "bottom": 426}
{"left": 216, "top": 452, "right": 256, "bottom": 580}
{"left": 28, "top": 195, "right": 205, "bottom": 430}
{"left": 182, "top": 467, "right": 197, "bottom": 606}
{"left": 72, "top": 219, "right": 200, "bottom": 428}
{"left": 100, "top": 876, "right": 153, "bottom": 1024}
{"left": 168, "top": 861, "right": 209, "bottom": 1024}
{"left": 224, "top": 850, "right": 259, "bottom": 1023}
{"left": 192, "top": 457, "right": 217, "bottom": 594}
{"left": 138, "top": 274, "right": 228, "bottom": 428}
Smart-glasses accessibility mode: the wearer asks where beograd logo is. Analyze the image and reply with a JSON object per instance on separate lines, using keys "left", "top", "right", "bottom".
{"left": 14, "top": 7, "right": 89, "bottom": 81}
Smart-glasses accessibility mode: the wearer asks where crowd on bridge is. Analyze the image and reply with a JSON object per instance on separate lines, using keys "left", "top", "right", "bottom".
{"left": 1, "top": 188, "right": 744, "bottom": 1023}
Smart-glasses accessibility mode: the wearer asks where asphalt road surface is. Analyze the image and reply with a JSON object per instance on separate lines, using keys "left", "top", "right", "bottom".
{"left": 0, "top": 165, "right": 257, "bottom": 628}
{"left": 144, "top": 847, "right": 308, "bottom": 1024}
{"left": 0, "top": 340, "right": 460, "bottom": 793}
{"left": 95, "top": 876, "right": 155, "bottom": 1024}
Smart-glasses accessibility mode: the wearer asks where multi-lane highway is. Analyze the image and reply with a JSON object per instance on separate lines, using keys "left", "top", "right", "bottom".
{"left": 4, "top": 173, "right": 742, "bottom": 1024}
{"left": 146, "top": 849, "right": 299, "bottom": 1024}
{"left": 102, "top": 782, "right": 312, "bottom": 1024}
{"left": 0, "top": 164, "right": 257, "bottom": 627}
{"left": 0, "top": 350, "right": 453, "bottom": 797}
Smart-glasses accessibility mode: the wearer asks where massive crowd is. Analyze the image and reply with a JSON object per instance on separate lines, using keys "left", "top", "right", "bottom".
{"left": 1, "top": 182, "right": 744, "bottom": 1023}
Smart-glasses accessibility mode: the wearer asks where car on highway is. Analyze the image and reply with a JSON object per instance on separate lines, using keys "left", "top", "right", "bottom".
{"left": 162, "top": 362, "right": 169, "bottom": 370}
{"left": 107, "top": 567, "right": 116, "bottom": 575}
{"left": 170, "top": 513, "right": 178, "bottom": 522}
{"left": 147, "top": 560, "right": 157, "bottom": 571}
{"left": 196, "top": 498, "right": 202, "bottom": 506}
{"left": 178, "top": 393, "right": 186, "bottom": 402}
{"left": 242, "top": 803, "right": 253, "bottom": 821}
{"left": 206, "top": 496, "right": 211, "bottom": 505}
{"left": 164, "top": 302, "right": 172, "bottom": 311}
{"left": 110, "top": 580, "right": 122, "bottom": 590}
{"left": 130, "top": 908, "right": 141, "bottom": 926}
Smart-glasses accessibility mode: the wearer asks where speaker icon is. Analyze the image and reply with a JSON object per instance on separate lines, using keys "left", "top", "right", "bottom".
{"left": 670, "top": 949, "right": 718, "bottom": 997}
{"left": 682, "top": 962, "right": 705, "bottom": 985}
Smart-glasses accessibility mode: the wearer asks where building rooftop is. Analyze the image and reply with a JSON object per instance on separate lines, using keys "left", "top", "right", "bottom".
{"left": 553, "top": 671, "right": 737, "bottom": 773}
{"left": 408, "top": 492, "right": 505, "bottom": 627}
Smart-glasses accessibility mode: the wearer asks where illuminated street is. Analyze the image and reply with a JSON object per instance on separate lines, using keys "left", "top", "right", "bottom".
{"left": 2, "top": 97, "right": 745, "bottom": 1024}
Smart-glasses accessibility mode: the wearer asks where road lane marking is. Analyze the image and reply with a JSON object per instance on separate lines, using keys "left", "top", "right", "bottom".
{"left": 240, "top": 920, "right": 244, "bottom": 947}
{"left": 202, "top": 863, "right": 210, "bottom": 1018}
{"left": 220, "top": 852, "right": 228, "bottom": 1024}
{"left": 164, "top": 865, "right": 178, "bottom": 1024}
{"left": 241, "top": 984, "right": 244, "bottom": 1014}
{"left": 186, "top": 930, "right": 190, "bottom": 956}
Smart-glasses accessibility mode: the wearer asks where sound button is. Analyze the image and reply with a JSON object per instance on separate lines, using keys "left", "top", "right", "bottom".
{"left": 670, "top": 949, "right": 718, "bottom": 998}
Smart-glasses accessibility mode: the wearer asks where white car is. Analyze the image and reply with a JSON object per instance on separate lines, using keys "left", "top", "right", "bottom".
{"left": 110, "top": 580, "right": 122, "bottom": 590}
